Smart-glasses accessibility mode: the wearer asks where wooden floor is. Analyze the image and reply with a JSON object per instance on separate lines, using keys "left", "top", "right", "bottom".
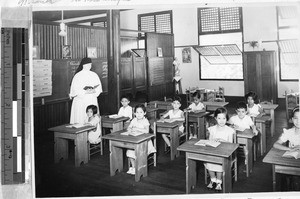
{"left": 34, "top": 105, "right": 297, "bottom": 197}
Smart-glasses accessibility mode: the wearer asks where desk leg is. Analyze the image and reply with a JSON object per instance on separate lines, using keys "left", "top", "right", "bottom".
{"left": 54, "top": 136, "right": 68, "bottom": 163}
{"left": 112, "top": 122, "right": 123, "bottom": 133}
{"left": 74, "top": 131, "right": 88, "bottom": 167}
{"left": 246, "top": 139, "right": 253, "bottom": 177}
{"left": 261, "top": 123, "right": 266, "bottom": 155}
{"left": 272, "top": 165, "right": 276, "bottom": 191}
{"left": 270, "top": 110, "right": 275, "bottom": 137}
{"left": 198, "top": 117, "right": 205, "bottom": 139}
{"left": 186, "top": 157, "right": 196, "bottom": 194}
{"left": 170, "top": 127, "right": 179, "bottom": 160}
{"left": 222, "top": 157, "right": 232, "bottom": 193}
{"left": 109, "top": 141, "right": 123, "bottom": 176}
{"left": 135, "top": 141, "right": 148, "bottom": 182}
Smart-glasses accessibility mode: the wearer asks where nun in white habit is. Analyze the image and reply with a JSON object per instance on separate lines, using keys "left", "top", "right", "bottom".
{"left": 69, "top": 57, "right": 102, "bottom": 124}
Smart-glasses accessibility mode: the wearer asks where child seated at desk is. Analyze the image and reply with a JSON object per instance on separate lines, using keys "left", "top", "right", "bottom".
{"left": 228, "top": 101, "right": 258, "bottom": 165}
{"left": 84, "top": 105, "right": 102, "bottom": 144}
{"left": 205, "top": 107, "right": 235, "bottom": 191}
{"left": 160, "top": 95, "right": 185, "bottom": 147}
{"left": 228, "top": 101, "right": 258, "bottom": 135}
{"left": 118, "top": 95, "right": 133, "bottom": 129}
{"left": 187, "top": 91, "right": 205, "bottom": 139}
{"left": 126, "top": 104, "right": 156, "bottom": 175}
{"left": 245, "top": 91, "right": 265, "bottom": 118}
{"left": 273, "top": 106, "right": 300, "bottom": 190}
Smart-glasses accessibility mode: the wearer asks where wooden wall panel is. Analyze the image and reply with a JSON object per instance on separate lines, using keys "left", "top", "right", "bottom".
{"left": 120, "top": 58, "right": 133, "bottom": 90}
{"left": 146, "top": 33, "right": 174, "bottom": 58}
{"left": 33, "top": 23, "right": 107, "bottom": 59}
{"left": 133, "top": 57, "right": 146, "bottom": 89}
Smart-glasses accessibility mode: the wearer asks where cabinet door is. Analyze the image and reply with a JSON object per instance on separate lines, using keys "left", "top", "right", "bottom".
{"left": 243, "top": 51, "right": 277, "bottom": 103}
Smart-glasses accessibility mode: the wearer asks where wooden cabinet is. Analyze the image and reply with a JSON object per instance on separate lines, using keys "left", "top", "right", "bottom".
{"left": 243, "top": 51, "right": 277, "bottom": 103}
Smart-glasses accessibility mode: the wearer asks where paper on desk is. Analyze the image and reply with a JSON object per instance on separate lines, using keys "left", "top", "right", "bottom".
{"left": 282, "top": 150, "right": 300, "bottom": 159}
{"left": 66, "top": 123, "right": 85, "bottom": 128}
{"left": 109, "top": 114, "right": 122, "bottom": 118}
{"left": 121, "top": 131, "right": 144, "bottom": 136}
{"left": 195, "top": 139, "right": 220, "bottom": 148}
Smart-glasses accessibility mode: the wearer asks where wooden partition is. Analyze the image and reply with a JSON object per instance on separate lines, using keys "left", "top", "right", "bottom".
{"left": 146, "top": 32, "right": 175, "bottom": 100}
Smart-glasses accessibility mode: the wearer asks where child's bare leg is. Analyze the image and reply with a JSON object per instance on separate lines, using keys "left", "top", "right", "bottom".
{"left": 162, "top": 134, "right": 170, "bottom": 147}
{"left": 207, "top": 170, "right": 217, "bottom": 189}
{"left": 130, "top": 158, "right": 135, "bottom": 169}
{"left": 215, "top": 172, "right": 223, "bottom": 191}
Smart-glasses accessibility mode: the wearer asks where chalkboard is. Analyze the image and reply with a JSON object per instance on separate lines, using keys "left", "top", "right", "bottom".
{"left": 34, "top": 58, "right": 108, "bottom": 104}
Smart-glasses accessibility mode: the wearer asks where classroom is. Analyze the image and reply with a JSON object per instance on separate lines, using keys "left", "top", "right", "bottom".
{"left": 0, "top": 1, "right": 300, "bottom": 199}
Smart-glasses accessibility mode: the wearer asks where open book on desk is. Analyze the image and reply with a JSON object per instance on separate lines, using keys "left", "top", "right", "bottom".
{"left": 66, "top": 123, "right": 86, "bottom": 128}
{"left": 195, "top": 139, "right": 221, "bottom": 148}
{"left": 108, "top": 114, "right": 122, "bottom": 119}
{"left": 83, "top": 84, "right": 100, "bottom": 90}
{"left": 121, "top": 131, "right": 144, "bottom": 137}
{"left": 282, "top": 150, "right": 300, "bottom": 159}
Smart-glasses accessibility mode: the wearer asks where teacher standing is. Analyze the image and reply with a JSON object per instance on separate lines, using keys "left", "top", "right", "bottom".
{"left": 69, "top": 57, "right": 102, "bottom": 124}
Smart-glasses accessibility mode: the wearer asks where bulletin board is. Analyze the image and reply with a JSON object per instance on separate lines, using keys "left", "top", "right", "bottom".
{"left": 33, "top": 58, "right": 108, "bottom": 104}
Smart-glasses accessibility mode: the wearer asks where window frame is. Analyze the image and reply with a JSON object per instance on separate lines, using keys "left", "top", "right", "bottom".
{"left": 277, "top": 6, "right": 299, "bottom": 82}
{"left": 138, "top": 10, "right": 173, "bottom": 39}
{"left": 198, "top": 7, "right": 244, "bottom": 81}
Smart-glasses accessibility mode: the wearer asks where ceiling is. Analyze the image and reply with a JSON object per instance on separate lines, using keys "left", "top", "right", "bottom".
{"left": 33, "top": 10, "right": 108, "bottom": 24}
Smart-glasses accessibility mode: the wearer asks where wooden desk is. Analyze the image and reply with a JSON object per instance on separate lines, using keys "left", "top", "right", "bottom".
{"left": 203, "top": 101, "right": 229, "bottom": 112}
{"left": 48, "top": 124, "right": 96, "bottom": 167}
{"left": 102, "top": 130, "right": 154, "bottom": 182}
{"left": 177, "top": 139, "right": 239, "bottom": 193}
{"left": 260, "top": 103, "right": 278, "bottom": 137}
{"left": 156, "top": 120, "right": 183, "bottom": 160}
{"left": 187, "top": 111, "right": 210, "bottom": 139}
{"left": 101, "top": 116, "right": 129, "bottom": 133}
{"left": 149, "top": 101, "right": 172, "bottom": 110}
{"left": 255, "top": 115, "right": 270, "bottom": 156}
{"left": 263, "top": 148, "right": 300, "bottom": 191}
{"left": 236, "top": 130, "right": 256, "bottom": 177}
{"left": 146, "top": 107, "right": 159, "bottom": 120}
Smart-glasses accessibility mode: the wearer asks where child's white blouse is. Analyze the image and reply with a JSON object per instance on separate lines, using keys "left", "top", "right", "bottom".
{"left": 208, "top": 125, "right": 235, "bottom": 143}
{"left": 188, "top": 102, "right": 205, "bottom": 111}
{"left": 247, "top": 104, "right": 261, "bottom": 117}
{"left": 118, "top": 105, "right": 133, "bottom": 119}
{"left": 228, "top": 115, "right": 254, "bottom": 131}
{"left": 279, "top": 127, "right": 300, "bottom": 148}
{"left": 166, "top": 109, "right": 184, "bottom": 132}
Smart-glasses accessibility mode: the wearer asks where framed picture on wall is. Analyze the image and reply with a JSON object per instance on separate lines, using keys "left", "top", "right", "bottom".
{"left": 87, "top": 47, "right": 97, "bottom": 58}
{"left": 157, "top": 47, "right": 163, "bottom": 57}
{"left": 182, "top": 47, "right": 192, "bottom": 63}
{"left": 62, "top": 45, "right": 71, "bottom": 59}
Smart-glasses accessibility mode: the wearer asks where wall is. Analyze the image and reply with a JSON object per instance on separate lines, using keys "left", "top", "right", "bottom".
{"left": 120, "top": 5, "right": 299, "bottom": 98}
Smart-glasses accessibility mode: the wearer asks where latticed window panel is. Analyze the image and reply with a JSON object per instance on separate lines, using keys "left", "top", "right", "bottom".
{"left": 200, "top": 8, "right": 219, "bottom": 32}
{"left": 220, "top": 7, "right": 241, "bottom": 31}
{"left": 138, "top": 11, "right": 172, "bottom": 38}
{"left": 199, "top": 7, "right": 242, "bottom": 34}
{"left": 156, "top": 14, "right": 172, "bottom": 33}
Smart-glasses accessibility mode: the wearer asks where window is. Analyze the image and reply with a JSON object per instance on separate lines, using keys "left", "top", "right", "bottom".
{"left": 277, "top": 6, "right": 299, "bottom": 81}
{"left": 199, "top": 7, "right": 242, "bottom": 35}
{"left": 138, "top": 10, "right": 173, "bottom": 38}
{"left": 198, "top": 7, "right": 243, "bottom": 80}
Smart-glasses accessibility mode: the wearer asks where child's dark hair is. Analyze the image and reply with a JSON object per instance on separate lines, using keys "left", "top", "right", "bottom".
{"left": 245, "top": 91, "right": 259, "bottom": 103}
{"left": 134, "top": 104, "right": 146, "bottom": 113}
{"left": 120, "top": 94, "right": 130, "bottom": 102}
{"left": 173, "top": 95, "right": 182, "bottom": 104}
{"left": 192, "top": 91, "right": 201, "bottom": 99}
{"left": 292, "top": 106, "right": 299, "bottom": 117}
{"left": 86, "top": 105, "right": 98, "bottom": 115}
{"left": 236, "top": 101, "right": 247, "bottom": 110}
{"left": 214, "top": 107, "right": 229, "bottom": 121}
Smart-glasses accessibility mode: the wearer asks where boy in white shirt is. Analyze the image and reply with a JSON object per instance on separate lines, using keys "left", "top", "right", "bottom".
{"left": 187, "top": 92, "right": 205, "bottom": 139}
{"left": 228, "top": 101, "right": 258, "bottom": 134}
{"left": 228, "top": 101, "right": 258, "bottom": 166}
{"left": 118, "top": 95, "right": 133, "bottom": 129}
